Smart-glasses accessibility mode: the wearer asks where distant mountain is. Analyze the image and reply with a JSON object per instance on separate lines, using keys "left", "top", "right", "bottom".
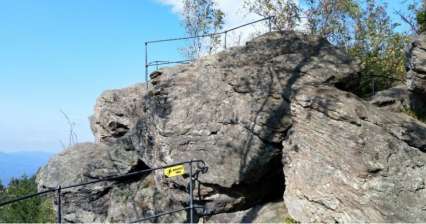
{"left": 0, "top": 151, "right": 53, "bottom": 186}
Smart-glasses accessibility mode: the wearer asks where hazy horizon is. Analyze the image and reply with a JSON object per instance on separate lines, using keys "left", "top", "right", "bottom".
{"left": 0, "top": 150, "right": 53, "bottom": 185}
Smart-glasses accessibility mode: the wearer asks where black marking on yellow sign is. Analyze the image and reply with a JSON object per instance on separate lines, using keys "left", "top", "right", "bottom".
{"left": 164, "top": 165, "right": 185, "bottom": 177}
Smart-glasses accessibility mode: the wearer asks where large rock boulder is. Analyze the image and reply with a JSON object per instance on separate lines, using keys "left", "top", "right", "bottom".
{"left": 111, "top": 31, "right": 359, "bottom": 214}
{"left": 283, "top": 84, "right": 426, "bottom": 222}
{"left": 37, "top": 30, "right": 426, "bottom": 223}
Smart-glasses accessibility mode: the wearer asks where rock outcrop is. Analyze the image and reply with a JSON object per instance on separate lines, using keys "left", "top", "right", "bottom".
{"left": 405, "top": 32, "right": 426, "bottom": 118}
{"left": 284, "top": 85, "right": 426, "bottom": 222}
{"left": 37, "top": 31, "right": 426, "bottom": 223}
{"left": 407, "top": 32, "right": 426, "bottom": 96}
{"left": 90, "top": 84, "right": 146, "bottom": 144}
{"left": 37, "top": 143, "right": 184, "bottom": 222}
{"left": 369, "top": 85, "right": 410, "bottom": 112}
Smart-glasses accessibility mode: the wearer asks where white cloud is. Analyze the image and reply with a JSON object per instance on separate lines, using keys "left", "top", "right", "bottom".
{"left": 157, "top": 0, "right": 261, "bottom": 27}
{"left": 157, "top": 0, "right": 184, "bottom": 14}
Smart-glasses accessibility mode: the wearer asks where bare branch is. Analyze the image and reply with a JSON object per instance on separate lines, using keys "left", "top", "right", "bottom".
{"left": 60, "top": 109, "right": 78, "bottom": 148}
{"left": 395, "top": 10, "right": 419, "bottom": 34}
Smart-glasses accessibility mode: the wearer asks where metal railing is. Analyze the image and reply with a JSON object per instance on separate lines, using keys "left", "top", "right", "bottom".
{"left": 0, "top": 160, "right": 208, "bottom": 223}
{"left": 143, "top": 15, "right": 405, "bottom": 97}
{"left": 144, "top": 16, "right": 275, "bottom": 86}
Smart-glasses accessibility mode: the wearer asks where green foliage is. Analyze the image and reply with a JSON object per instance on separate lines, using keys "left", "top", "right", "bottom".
{"left": 244, "top": 0, "right": 302, "bottom": 31}
{"left": 306, "top": 0, "right": 360, "bottom": 46}
{"left": 417, "top": 10, "right": 426, "bottom": 32}
{"left": 0, "top": 175, "right": 55, "bottom": 223}
{"left": 181, "top": 0, "right": 225, "bottom": 59}
{"left": 0, "top": 180, "right": 4, "bottom": 192}
{"left": 348, "top": 0, "right": 409, "bottom": 97}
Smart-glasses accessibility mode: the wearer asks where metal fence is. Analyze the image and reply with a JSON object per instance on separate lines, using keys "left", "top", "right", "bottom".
{"left": 144, "top": 16, "right": 275, "bottom": 85}
{"left": 0, "top": 160, "right": 208, "bottom": 223}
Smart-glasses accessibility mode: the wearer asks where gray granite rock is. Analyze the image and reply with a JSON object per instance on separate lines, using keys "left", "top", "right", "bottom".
{"left": 90, "top": 83, "right": 146, "bottom": 144}
{"left": 405, "top": 32, "right": 426, "bottom": 118}
{"left": 36, "top": 143, "right": 185, "bottom": 223}
{"left": 37, "top": 30, "right": 426, "bottom": 223}
{"left": 122, "top": 31, "right": 359, "bottom": 215}
{"left": 283, "top": 84, "right": 426, "bottom": 222}
{"left": 406, "top": 32, "right": 426, "bottom": 96}
{"left": 369, "top": 85, "right": 410, "bottom": 112}
{"left": 204, "top": 201, "right": 289, "bottom": 223}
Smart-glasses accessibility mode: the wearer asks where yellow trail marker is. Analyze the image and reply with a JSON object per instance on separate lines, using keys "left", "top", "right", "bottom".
{"left": 164, "top": 164, "right": 185, "bottom": 177}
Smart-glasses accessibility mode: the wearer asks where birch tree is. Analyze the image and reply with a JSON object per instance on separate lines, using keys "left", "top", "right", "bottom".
{"left": 181, "top": 0, "right": 224, "bottom": 59}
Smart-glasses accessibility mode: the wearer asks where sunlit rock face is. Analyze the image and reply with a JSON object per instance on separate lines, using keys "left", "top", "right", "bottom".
{"left": 37, "top": 31, "right": 426, "bottom": 223}
{"left": 283, "top": 85, "right": 426, "bottom": 222}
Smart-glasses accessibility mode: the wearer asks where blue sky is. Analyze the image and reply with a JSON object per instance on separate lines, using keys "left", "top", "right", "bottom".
{"left": 0, "top": 0, "right": 186, "bottom": 153}
{"left": 0, "top": 0, "right": 416, "bottom": 153}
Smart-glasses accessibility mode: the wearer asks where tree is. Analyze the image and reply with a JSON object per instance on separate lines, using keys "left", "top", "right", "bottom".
{"left": 244, "top": 0, "right": 301, "bottom": 31}
{"left": 0, "top": 179, "right": 5, "bottom": 204}
{"left": 305, "top": 0, "right": 360, "bottom": 47}
{"left": 181, "top": 0, "right": 224, "bottom": 59}
{"left": 0, "top": 180, "right": 4, "bottom": 192}
{"left": 348, "top": 0, "right": 409, "bottom": 96}
{"left": 0, "top": 175, "right": 55, "bottom": 223}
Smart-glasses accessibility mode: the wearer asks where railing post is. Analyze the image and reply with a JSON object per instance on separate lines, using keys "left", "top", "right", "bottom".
{"left": 56, "top": 185, "right": 62, "bottom": 224}
{"left": 145, "top": 42, "right": 148, "bottom": 89}
{"left": 372, "top": 78, "right": 376, "bottom": 96}
{"left": 224, "top": 31, "right": 227, "bottom": 49}
{"left": 189, "top": 161, "right": 194, "bottom": 224}
{"left": 268, "top": 16, "right": 272, "bottom": 32}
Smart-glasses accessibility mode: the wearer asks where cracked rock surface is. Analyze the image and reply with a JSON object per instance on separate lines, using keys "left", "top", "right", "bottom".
{"left": 284, "top": 85, "right": 426, "bottom": 222}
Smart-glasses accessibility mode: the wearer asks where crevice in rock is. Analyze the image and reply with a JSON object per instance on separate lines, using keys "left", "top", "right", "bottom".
{"left": 334, "top": 73, "right": 362, "bottom": 96}
{"left": 108, "top": 121, "right": 130, "bottom": 138}
{"left": 201, "top": 149, "right": 285, "bottom": 216}
{"left": 113, "top": 160, "right": 152, "bottom": 184}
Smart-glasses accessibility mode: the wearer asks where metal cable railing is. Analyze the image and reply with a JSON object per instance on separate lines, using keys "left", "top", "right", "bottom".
{"left": 143, "top": 16, "right": 406, "bottom": 98}
{"left": 144, "top": 16, "right": 275, "bottom": 86}
{"left": 0, "top": 160, "right": 208, "bottom": 223}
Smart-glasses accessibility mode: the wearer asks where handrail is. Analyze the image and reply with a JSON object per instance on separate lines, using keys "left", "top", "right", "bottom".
{"left": 0, "top": 159, "right": 208, "bottom": 223}
{"left": 144, "top": 16, "right": 275, "bottom": 87}
{"left": 145, "top": 16, "right": 274, "bottom": 44}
